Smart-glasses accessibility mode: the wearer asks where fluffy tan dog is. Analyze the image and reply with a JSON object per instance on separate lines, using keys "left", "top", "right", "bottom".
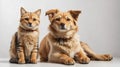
{"left": 9, "top": 7, "right": 41, "bottom": 64}
{"left": 39, "top": 9, "right": 112, "bottom": 65}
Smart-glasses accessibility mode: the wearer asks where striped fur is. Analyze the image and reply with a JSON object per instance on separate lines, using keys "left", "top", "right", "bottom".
{"left": 9, "top": 7, "right": 41, "bottom": 64}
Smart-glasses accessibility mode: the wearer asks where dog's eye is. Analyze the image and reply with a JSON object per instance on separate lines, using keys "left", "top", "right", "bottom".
{"left": 33, "top": 18, "right": 37, "bottom": 21}
{"left": 55, "top": 18, "right": 60, "bottom": 21}
{"left": 66, "top": 18, "right": 71, "bottom": 21}
{"left": 24, "top": 18, "right": 29, "bottom": 21}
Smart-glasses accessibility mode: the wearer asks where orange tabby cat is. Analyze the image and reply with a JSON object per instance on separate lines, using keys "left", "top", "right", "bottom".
{"left": 9, "top": 7, "right": 41, "bottom": 64}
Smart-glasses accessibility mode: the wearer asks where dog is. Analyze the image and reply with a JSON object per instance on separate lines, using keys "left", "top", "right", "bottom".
{"left": 9, "top": 7, "right": 41, "bottom": 64}
{"left": 39, "top": 9, "right": 113, "bottom": 65}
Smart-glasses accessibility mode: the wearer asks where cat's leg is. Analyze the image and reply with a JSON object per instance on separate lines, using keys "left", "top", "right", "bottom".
{"left": 30, "top": 44, "right": 38, "bottom": 64}
{"left": 17, "top": 42, "right": 25, "bottom": 64}
{"left": 9, "top": 33, "right": 18, "bottom": 63}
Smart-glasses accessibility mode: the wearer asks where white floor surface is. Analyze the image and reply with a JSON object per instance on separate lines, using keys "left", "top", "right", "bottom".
{"left": 0, "top": 57, "right": 119, "bottom": 67}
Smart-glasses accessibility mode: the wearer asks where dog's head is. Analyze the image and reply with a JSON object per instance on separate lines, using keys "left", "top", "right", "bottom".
{"left": 20, "top": 7, "right": 41, "bottom": 30}
{"left": 46, "top": 9, "right": 81, "bottom": 32}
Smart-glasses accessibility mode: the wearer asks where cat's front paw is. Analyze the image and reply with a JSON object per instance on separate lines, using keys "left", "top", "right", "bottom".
{"left": 31, "top": 58, "right": 37, "bottom": 64}
{"left": 18, "top": 59, "right": 25, "bottom": 64}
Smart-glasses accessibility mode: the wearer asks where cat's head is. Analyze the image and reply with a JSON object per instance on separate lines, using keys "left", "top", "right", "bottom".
{"left": 20, "top": 7, "right": 41, "bottom": 30}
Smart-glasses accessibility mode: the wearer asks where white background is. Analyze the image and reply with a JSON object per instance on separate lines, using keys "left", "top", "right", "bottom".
{"left": 0, "top": 0, "right": 120, "bottom": 58}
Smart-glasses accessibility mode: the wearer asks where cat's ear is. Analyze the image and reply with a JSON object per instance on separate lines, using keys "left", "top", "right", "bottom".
{"left": 34, "top": 9, "right": 41, "bottom": 17}
{"left": 20, "top": 7, "right": 27, "bottom": 15}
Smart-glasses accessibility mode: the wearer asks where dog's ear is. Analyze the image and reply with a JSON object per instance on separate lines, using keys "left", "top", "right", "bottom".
{"left": 34, "top": 9, "right": 41, "bottom": 17}
{"left": 20, "top": 7, "right": 27, "bottom": 16}
{"left": 68, "top": 10, "right": 81, "bottom": 21}
{"left": 46, "top": 9, "right": 59, "bottom": 19}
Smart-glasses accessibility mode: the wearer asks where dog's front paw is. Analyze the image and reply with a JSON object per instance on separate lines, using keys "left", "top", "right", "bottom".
{"left": 78, "top": 56, "right": 90, "bottom": 64}
{"left": 101, "top": 54, "right": 113, "bottom": 61}
{"left": 31, "top": 58, "right": 37, "bottom": 64}
{"left": 64, "top": 58, "right": 75, "bottom": 65}
{"left": 18, "top": 59, "right": 25, "bottom": 64}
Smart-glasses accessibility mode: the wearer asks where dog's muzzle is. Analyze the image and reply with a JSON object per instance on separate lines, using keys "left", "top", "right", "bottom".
{"left": 60, "top": 23, "right": 66, "bottom": 30}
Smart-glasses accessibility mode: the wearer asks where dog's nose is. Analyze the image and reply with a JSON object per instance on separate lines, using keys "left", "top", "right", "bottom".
{"left": 60, "top": 23, "right": 65, "bottom": 29}
{"left": 28, "top": 22, "right": 32, "bottom": 27}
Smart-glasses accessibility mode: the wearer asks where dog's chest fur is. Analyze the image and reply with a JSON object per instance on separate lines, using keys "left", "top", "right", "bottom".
{"left": 18, "top": 30, "right": 39, "bottom": 56}
{"left": 48, "top": 34, "right": 81, "bottom": 58}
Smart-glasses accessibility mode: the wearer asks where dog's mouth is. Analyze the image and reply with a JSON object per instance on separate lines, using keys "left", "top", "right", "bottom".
{"left": 59, "top": 24, "right": 66, "bottom": 30}
{"left": 58, "top": 24, "right": 70, "bottom": 32}
{"left": 51, "top": 23, "right": 72, "bottom": 32}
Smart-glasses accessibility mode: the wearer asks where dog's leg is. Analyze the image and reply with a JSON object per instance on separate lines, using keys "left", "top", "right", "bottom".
{"left": 30, "top": 45, "right": 38, "bottom": 64}
{"left": 80, "top": 41, "right": 113, "bottom": 61}
{"left": 39, "top": 38, "right": 50, "bottom": 62}
{"left": 39, "top": 52, "right": 48, "bottom": 62}
{"left": 49, "top": 53, "right": 75, "bottom": 65}
{"left": 74, "top": 48, "right": 90, "bottom": 64}
{"left": 9, "top": 34, "right": 18, "bottom": 63}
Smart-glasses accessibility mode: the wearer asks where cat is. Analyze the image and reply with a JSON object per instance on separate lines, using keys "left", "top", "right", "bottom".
{"left": 9, "top": 7, "right": 41, "bottom": 64}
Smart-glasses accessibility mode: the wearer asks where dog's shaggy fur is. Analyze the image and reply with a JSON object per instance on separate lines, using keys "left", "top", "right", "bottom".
{"left": 9, "top": 7, "right": 41, "bottom": 64}
{"left": 39, "top": 9, "right": 113, "bottom": 65}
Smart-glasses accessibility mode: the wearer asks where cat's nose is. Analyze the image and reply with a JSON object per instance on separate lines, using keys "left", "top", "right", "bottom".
{"left": 28, "top": 22, "right": 32, "bottom": 27}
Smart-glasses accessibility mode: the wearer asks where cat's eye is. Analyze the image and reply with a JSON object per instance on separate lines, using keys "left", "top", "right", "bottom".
{"left": 24, "top": 18, "right": 29, "bottom": 21}
{"left": 55, "top": 18, "right": 60, "bottom": 21}
{"left": 33, "top": 18, "right": 37, "bottom": 21}
{"left": 66, "top": 17, "right": 71, "bottom": 21}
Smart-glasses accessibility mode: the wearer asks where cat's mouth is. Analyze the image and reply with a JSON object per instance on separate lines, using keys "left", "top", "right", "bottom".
{"left": 20, "top": 23, "right": 38, "bottom": 30}
{"left": 28, "top": 23, "right": 32, "bottom": 27}
{"left": 26, "top": 25, "right": 36, "bottom": 29}
{"left": 26, "top": 24, "right": 39, "bottom": 30}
